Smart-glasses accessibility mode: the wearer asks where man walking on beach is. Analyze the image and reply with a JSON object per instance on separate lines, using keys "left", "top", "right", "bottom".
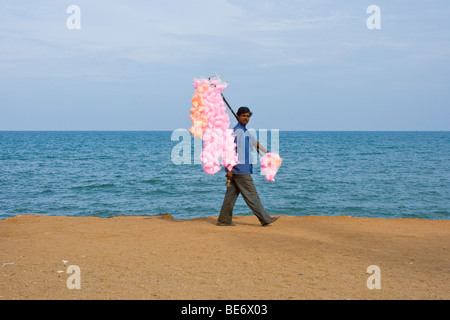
{"left": 217, "top": 107, "right": 280, "bottom": 226}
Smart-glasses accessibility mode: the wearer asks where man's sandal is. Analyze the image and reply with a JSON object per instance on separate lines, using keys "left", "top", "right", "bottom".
{"left": 216, "top": 221, "right": 236, "bottom": 226}
{"left": 262, "top": 216, "right": 280, "bottom": 226}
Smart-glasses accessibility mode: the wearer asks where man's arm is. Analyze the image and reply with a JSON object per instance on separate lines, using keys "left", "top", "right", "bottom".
{"left": 253, "top": 140, "right": 268, "bottom": 154}
{"left": 247, "top": 131, "right": 268, "bottom": 154}
{"left": 226, "top": 169, "right": 233, "bottom": 179}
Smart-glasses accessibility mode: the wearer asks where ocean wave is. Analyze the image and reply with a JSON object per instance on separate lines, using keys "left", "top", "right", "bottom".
{"left": 71, "top": 183, "right": 116, "bottom": 190}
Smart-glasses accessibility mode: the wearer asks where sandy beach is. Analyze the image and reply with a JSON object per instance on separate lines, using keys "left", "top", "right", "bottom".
{"left": 0, "top": 214, "right": 449, "bottom": 300}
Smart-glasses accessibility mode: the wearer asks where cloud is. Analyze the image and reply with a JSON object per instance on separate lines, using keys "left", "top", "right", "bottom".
{"left": 1, "top": 1, "right": 449, "bottom": 80}
{"left": 0, "top": 0, "right": 356, "bottom": 71}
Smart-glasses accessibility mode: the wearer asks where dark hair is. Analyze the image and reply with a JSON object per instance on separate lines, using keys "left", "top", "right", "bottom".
{"left": 237, "top": 106, "right": 252, "bottom": 117}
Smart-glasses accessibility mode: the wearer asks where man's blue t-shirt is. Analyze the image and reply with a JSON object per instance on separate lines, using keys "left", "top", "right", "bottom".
{"left": 228, "top": 122, "right": 254, "bottom": 175}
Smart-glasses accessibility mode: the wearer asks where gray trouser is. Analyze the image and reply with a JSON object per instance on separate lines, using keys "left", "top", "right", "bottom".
{"left": 218, "top": 174, "right": 272, "bottom": 224}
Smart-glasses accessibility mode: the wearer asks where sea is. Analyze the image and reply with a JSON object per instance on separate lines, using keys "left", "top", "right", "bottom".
{"left": 0, "top": 131, "right": 449, "bottom": 221}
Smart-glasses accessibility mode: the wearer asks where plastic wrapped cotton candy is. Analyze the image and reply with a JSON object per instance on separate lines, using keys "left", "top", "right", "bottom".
{"left": 189, "top": 78, "right": 238, "bottom": 175}
{"left": 260, "top": 153, "right": 282, "bottom": 181}
{"left": 189, "top": 79, "right": 209, "bottom": 138}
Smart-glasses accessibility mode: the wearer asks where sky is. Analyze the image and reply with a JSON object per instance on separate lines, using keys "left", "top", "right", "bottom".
{"left": 0, "top": 0, "right": 449, "bottom": 131}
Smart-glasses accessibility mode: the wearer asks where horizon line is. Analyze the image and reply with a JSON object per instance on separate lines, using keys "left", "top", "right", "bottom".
{"left": 1, "top": 130, "right": 449, "bottom": 133}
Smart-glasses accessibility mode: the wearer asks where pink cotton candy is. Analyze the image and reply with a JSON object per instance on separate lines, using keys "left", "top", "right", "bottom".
{"left": 189, "top": 78, "right": 238, "bottom": 175}
{"left": 260, "top": 153, "right": 282, "bottom": 181}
